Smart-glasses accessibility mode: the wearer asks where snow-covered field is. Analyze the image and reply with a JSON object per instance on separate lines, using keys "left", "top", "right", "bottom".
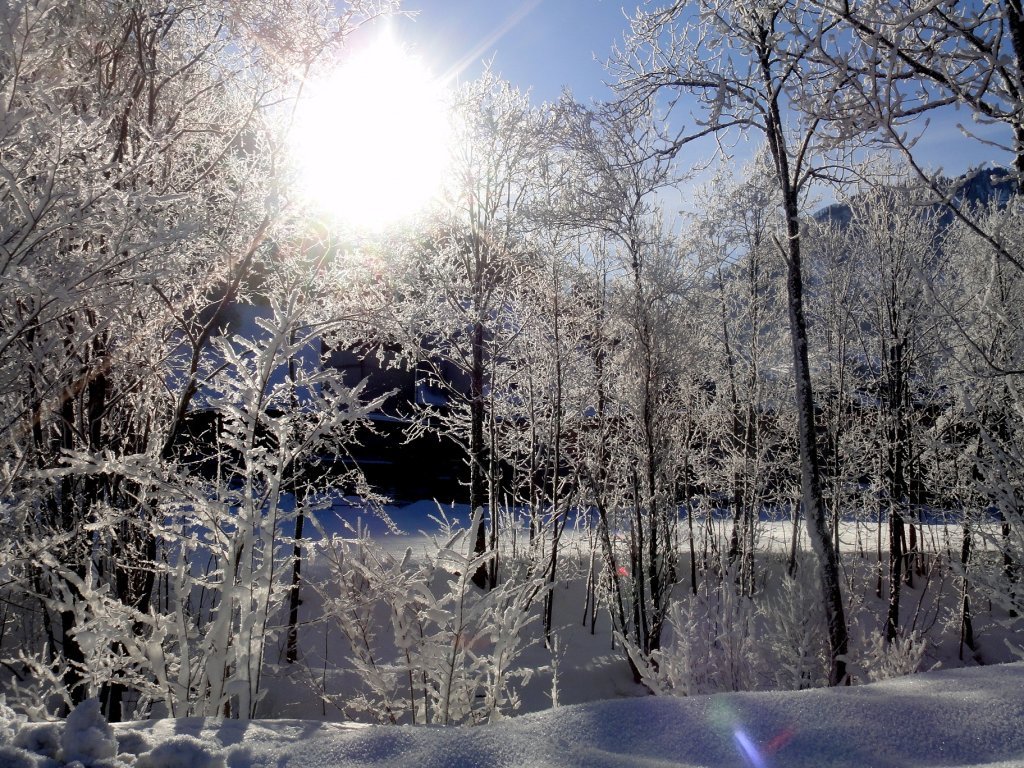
{"left": 3, "top": 498, "right": 1020, "bottom": 767}
{"left": 318, "top": 497, "right": 1000, "bottom": 558}
{"left": 259, "top": 498, "right": 1020, "bottom": 716}
{"left": 5, "top": 663, "right": 1023, "bottom": 767}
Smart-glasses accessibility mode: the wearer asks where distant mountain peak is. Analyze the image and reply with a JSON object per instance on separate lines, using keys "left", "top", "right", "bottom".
{"left": 813, "top": 165, "right": 1017, "bottom": 226}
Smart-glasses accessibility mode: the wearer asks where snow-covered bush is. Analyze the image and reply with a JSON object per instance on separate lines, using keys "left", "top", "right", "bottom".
{"left": 629, "top": 559, "right": 757, "bottom": 696}
{"left": 753, "top": 559, "right": 830, "bottom": 690}
{"left": 626, "top": 556, "right": 837, "bottom": 695}
{"left": 15, "top": 563, "right": 169, "bottom": 720}
{"left": 315, "top": 510, "right": 544, "bottom": 725}
{"left": 35, "top": 299, "right": 387, "bottom": 719}
{"left": 942, "top": 515, "right": 1019, "bottom": 649}
{"left": 855, "top": 629, "right": 928, "bottom": 682}
{"left": 2, "top": 649, "right": 76, "bottom": 720}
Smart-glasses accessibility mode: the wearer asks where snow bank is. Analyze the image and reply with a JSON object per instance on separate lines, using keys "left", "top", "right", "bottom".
{"left": 81, "top": 662, "right": 1024, "bottom": 768}
{"left": 2, "top": 665, "right": 1021, "bottom": 767}
{"left": 62, "top": 698, "right": 118, "bottom": 766}
{"left": 135, "top": 735, "right": 225, "bottom": 768}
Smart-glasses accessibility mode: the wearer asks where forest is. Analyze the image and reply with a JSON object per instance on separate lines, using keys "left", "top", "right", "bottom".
{"left": 0, "top": 0, "right": 1022, "bottom": 734}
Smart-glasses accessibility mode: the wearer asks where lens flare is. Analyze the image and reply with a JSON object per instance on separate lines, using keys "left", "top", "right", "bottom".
{"left": 733, "top": 730, "right": 767, "bottom": 768}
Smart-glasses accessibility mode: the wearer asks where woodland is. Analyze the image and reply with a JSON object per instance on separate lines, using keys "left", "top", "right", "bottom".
{"left": 0, "top": 0, "right": 1022, "bottom": 735}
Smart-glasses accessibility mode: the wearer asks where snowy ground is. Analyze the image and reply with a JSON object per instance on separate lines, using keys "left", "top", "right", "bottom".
{"left": 316, "top": 497, "right": 1002, "bottom": 558}
{"left": 6, "top": 663, "right": 1023, "bottom": 767}
{"left": 4, "top": 499, "right": 1020, "bottom": 767}
{"left": 245, "top": 498, "right": 1020, "bottom": 720}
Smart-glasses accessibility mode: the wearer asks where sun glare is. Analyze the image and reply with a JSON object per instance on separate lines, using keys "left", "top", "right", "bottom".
{"left": 291, "top": 33, "right": 451, "bottom": 231}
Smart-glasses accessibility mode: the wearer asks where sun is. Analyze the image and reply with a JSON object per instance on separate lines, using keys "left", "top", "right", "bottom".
{"left": 290, "top": 33, "right": 451, "bottom": 231}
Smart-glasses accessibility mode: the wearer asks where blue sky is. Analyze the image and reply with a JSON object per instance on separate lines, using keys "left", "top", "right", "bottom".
{"left": 384, "top": 0, "right": 1009, "bottom": 179}
{"left": 395, "top": 0, "right": 628, "bottom": 104}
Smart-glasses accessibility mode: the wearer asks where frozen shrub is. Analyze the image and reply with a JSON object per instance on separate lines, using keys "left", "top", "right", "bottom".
{"left": 3, "top": 653, "right": 73, "bottom": 721}
{"left": 856, "top": 629, "right": 928, "bottom": 682}
{"left": 630, "top": 561, "right": 757, "bottom": 696}
{"left": 967, "top": 527, "right": 1024, "bottom": 659}
{"left": 754, "top": 560, "right": 829, "bottom": 690}
{"left": 316, "top": 510, "right": 544, "bottom": 725}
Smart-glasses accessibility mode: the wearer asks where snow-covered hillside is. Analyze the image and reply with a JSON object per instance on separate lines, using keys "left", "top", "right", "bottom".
{"left": 4, "top": 663, "right": 1022, "bottom": 768}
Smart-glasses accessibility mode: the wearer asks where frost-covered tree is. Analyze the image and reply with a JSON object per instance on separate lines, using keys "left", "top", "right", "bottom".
{"left": 808, "top": 0, "right": 1024, "bottom": 179}
{"left": 611, "top": 0, "right": 851, "bottom": 684}
{"left": 499, "top": 232, "right": 591, "bottom": 639}
{"left": 388, "top": 72, "right": 549, "bottom": 589}
{"left": 692, "top": 152, "right": 793, "bottom": 595}
{"left": 0, "top": 0, "right": 394, "bottom": 718}
{"left": 797, "top": 0, "right": 1024, "bottom": 653}
{"left": 558, "top": 101, "right": 704, "bottom": 670}
{"left": 804, "top": 215, "right": 867, "bottom": 562}
{"left": 832, "top": 176, "right": 946, "bottom": 642}
{"left": 943, "top": 202, "right": 1024, "bottom": 650}
{"left": 805, "top": 0, "right": 1024, "bottom": 280}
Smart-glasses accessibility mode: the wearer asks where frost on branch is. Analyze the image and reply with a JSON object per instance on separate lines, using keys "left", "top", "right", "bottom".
{"left": 315, "top": 509, "right": 545, "bottom": 725}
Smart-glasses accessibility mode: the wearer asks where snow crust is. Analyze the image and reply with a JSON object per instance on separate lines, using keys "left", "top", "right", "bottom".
{"left": 4, "top": 663, "right": 1018, "bottom": 768}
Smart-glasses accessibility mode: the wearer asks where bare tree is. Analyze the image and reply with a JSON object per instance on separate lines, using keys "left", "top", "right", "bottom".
{"left": 806, "top": 0, "right": 1024, "bottom": 276}
{"left": 390, "top": 72, "right": 547, "bottom": 589}
{"left": 0, "top": 0, "right": 393, "bottom": 717}
{"left": 610, "top": 0, "right": 851, "bottom": 684}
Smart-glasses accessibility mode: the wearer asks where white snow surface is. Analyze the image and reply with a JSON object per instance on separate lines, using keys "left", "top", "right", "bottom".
{"left": 15, "top": 663, "right": 1013, "bottom": 768}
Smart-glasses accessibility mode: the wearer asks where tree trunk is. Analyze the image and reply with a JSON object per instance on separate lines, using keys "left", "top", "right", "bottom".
{"left": 544, "top": 295, "right": 565, "bottom": 640}
{"left": 886, "top": 506, "right": 905, "bottom": 642}
{"left": 959, "top": 522, "right": 976, "bottom": 659}
{"left": 778, "top": 178, "right": 849, "bottom": 685}
{"left": 58, "top": 392, "right": 86, "bottom": 707}
{"left": 285, "top": 329, "right": 306, "bottom": 664}
{"left": 286, "top": 499, "right": 305, "bottom": 664}
{"left": 470, "top": 319, "right": 490, "bottom": 589}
